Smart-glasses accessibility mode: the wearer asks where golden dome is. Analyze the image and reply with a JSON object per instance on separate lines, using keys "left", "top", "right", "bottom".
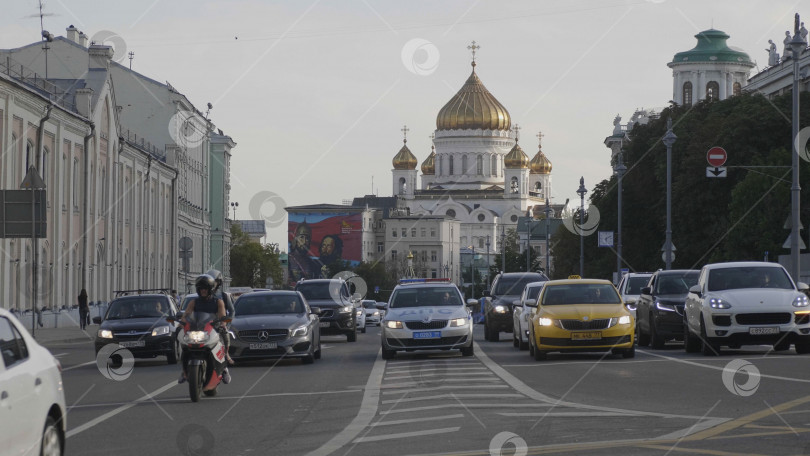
{"left": 530, "top": 149, "right": 552, "bottom": 174}
{"left": 436, "top": 64, "right": 511, "bottom": 131}
{"left": 421, "top": 147, "right": 436, "bottom": 175}
{"left": 504, "top": 141, "right": 529, "bottom": 169}
{"left": 392, "top": 140, "right": 417, "bottom": 170}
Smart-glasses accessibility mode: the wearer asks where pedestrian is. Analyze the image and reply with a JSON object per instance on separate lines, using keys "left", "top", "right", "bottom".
{"left": 78, "top": 288, "right": 89, "bottom": 330}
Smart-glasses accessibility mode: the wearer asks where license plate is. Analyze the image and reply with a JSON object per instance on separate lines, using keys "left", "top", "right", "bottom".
{"left": 571, "top": 331, "right": 602, "bottom": 340}
{"left": 249, "top": 343, "right": 277, "bottom": 350}
{"left": 119, "top": 340, "right": 145, "bottom": 348}
{"left": 319, "top": 322, "right": 330, "bottom": 328}
{"left": 749, "top": 327, "right": 779, "bottom": 335}
{"left": 413, "top": 331, "right": 441, "bottom": 339}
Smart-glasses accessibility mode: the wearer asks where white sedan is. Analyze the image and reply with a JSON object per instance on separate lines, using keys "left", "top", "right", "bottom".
{"left": 512, "top": 281, "right": 547, "bottom": 350}
{"left": 0, "top": 307, "right": 66, "bottom": 456}
{"left": 684, "top": 261, "right": 810, "bottom": 355}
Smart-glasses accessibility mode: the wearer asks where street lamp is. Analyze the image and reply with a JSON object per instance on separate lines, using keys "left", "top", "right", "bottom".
{"left": 576, "top": 177, "right": 587, "bottom": 277}
{"left": 614, "top": 150, "right": 627, "bottom": 283}
{"left": 485, "top": 235, "right": 491, "bottom": 290}
{"left": 544, "top": 199, "right": 552, "bottom": 277}
{"left": 526, "top": 215, "right": 531, "bottom": 272}
{"left": 230, "top": 201, "right": 239, "bottom": 220}
{"left": 790, "top": 14, "right": 806, "bottom": 281}
{"left": 468, "top": 246, "right": 476, "bottom": 300}
{"left": 662, "top": 118, "right": 677, "bottom": 270}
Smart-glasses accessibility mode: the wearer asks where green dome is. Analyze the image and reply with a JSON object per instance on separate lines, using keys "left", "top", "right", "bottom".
{"left": 670, "top": 29, "right": 754, "bottom": 65}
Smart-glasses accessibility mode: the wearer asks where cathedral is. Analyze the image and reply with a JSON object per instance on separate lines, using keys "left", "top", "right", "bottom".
{"left": 391, "top": 51, "right": 554, "bottom": 254}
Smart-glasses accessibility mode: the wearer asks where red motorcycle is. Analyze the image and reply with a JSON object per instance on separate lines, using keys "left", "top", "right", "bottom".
{"left": 169, "top": 312, "right": 231, "bottom": 402}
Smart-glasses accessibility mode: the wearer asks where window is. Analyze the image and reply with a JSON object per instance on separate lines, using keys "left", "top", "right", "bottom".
{"left": 477, "top": 213, "right": 485, "bottom": 222}
{"left": 421, "top": 251, "right": 427, "bottom": 262}
{"left": 0, "top": 317, "right": 29, "bottom": 368}
{"left": 421, "top": 228, "right": 426, "bottom": 237}
{"left": 706, "top": 81, "right": 719, "bottom": 102}
{"left": 25, "top": 141, "right": 32, "bottom": 172}
{"left": 683, "top": 81, "right": 693, "bottom": 106}
{"left": 411, "top": 228, "right": 416, "bottom": 237}
{"left": 431, "top": 269, "right": 437, "bottom": 279}
{"left": 392, "top": 229, "right": 397, "bottom": 237}
{"left": 449, "top": 156, "right": 454, "bottom": 175}
{"left": 399, "top": 177, "right": 406, "bottom": 194}
{"left": 437, "top": 155, "right": 442, "bottom": 175}
{"left": 733, "top": 82, "right": 741, "bottom": 96}
{"left": 477, "top": 155, "right": 483, "bottom": 175}
{"left": 479, "top": 238, "right": 484, "bottom": 248}
{"left": 392, "top": 250, "right": 398, "bottom": 261}
{"left": 431, "top": 251, "right": 437, "bottom": 262}
{"left": 377, "top": 242, "right": 384, "bottom": 253}
{"left": 462, "top": 155, "right": 468, "bottom": 174}
{"left": 73, "top": 158, "right": 79, "bottom": 209}
{"left": 430, "top": 228, "right": 436, "bottom": 237}
{"left": 446, "top": 209, "right": 455, "bottom": 218}
{"left": 510, "top": 176, "right": 519, "bottom": 193}
{"left": 511, "top": 214, "right": 518, "bottom": 222}
{"left": 401, "top": 228, "right": 407, "bottom": 237}
{"left": 491, "top": 155, "right": 497, "bottom": 176}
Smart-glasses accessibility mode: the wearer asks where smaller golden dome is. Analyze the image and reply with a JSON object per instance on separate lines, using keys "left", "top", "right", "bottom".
{"left": 504, "top": 141, "right": 529, "bottom": 169}
{"left": 421, "top": 146, "right": 436, "bottom": 175}
{"left": 392, "top": 140, "right": 417, "bottom": 170}
{"left": 530, "top": 149, "right": 552, "bottom": 174}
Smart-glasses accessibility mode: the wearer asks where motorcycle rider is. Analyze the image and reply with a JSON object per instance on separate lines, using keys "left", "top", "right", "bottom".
{"left": 205, "top": 269, "right": 235, "bottom": 365}
{"left": 178, "top": 274, "right": 231, "bottom": 384}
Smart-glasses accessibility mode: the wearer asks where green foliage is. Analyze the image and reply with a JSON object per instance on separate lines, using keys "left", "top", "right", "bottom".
{"left": 551, "top": 92, "right": 810, "bottom": 280}
{"left": 229, "top": 224, "right": 284, "bottom": 288}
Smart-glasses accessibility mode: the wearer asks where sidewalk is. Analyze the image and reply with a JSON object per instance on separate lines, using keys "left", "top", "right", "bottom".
{"left": 14, "top": 307, "right": 105, "bottom": 345}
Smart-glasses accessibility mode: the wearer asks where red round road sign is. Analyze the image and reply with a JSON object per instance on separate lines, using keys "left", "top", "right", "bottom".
{"left": 707, "top": 147, "right": 727, "bottom": 167}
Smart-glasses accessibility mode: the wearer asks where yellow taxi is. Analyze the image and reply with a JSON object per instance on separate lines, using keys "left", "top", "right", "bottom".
{"left": 528, "top": 279, "right": 635, "bottom": 360}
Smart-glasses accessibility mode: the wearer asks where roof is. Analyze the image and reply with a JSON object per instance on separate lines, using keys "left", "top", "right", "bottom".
{"left": 703, "top": 261, "right": 785, "bottom": 270}
{"left": 436, "top": 64, "right": 511, "bottom": 131}
{"left": 669, "top": 29, "right": 754, "bottom": 66}
{"left": 546, "top": 279, "right": 614, "bottom": 286}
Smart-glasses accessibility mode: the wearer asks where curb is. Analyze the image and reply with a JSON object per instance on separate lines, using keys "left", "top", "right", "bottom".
{"left": 36, "top": 337, "right": 94, "bottom": 345}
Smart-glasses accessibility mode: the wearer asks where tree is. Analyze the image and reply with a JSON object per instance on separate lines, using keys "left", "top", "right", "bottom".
{"left": 229, "top": 225, "right": 284, "bottom": 288}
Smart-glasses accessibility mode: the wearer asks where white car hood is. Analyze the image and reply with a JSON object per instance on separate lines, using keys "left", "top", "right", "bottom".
{"left": 385, "top": 306, "right": 468, "bottom": 321}
{"left": 710, "top": 288, "right": 800, "bottom": 309}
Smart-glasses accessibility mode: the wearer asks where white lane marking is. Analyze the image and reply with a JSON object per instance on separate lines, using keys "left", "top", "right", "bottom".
{"left": 304, "top": 350, "right": 386, "bottom": 456}
{"left": 502, "top": 353, "right": 797, "bottom": 367}
{"left": 378, "top": 403, "right": 554, "bottom": 415}
{"left": 382, "top": 384, "right": 509, "bottom": 395}
{"left": 66, "top": 381, "right": 176, "bottom": 438}
{"left": 53, "top": 353, "right": 68, "bottom": 358}
{"left": 639, "top": 349, "right": 810, "bottom": 384}
{"left": 473, "top": 342, "right": 727, "bottom": 421}
{"left": 653, "top": 418, "right": 730, "bottom": 440}
{"left": 498, "top": 412, "right": 641, "bottom": 417}
{"left": 382, "top": 379, "right": 501, "bottom": 388}
{"left": 62, "top": 361, "right": 96, "bottom": 372}
{"left": 381, "top": 393, "right": 524, "bottom": 404}
{"left": 384, "top": 366, "right": 488, "bottom": 373}
{"left": 385, "top": 359, "right": 479, "bottom": 366}
{"left": 384, "top": 373, "right": 497, "bottom": 380}
{"left": 352, "top": 427, "right": 460, "bottom": 443}
{"left": 368, "top": 414, "right": 464, "bottom": 427}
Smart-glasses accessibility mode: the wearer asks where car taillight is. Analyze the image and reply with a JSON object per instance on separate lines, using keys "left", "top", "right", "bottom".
{"left": 56, "top": 359, "right": 62, "bottom": 373}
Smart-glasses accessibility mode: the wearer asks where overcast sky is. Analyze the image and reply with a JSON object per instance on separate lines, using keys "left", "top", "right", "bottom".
{"left": 1, "top": 0, "right": 802, "bottom": 247}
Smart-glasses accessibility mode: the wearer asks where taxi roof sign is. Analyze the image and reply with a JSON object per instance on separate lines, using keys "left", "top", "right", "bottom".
{"left": 567, "top": 275, "right": 582, "bottom": 279}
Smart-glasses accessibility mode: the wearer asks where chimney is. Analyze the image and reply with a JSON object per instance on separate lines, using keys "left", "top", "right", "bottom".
{"left": 88, "top": 45, "right": 113, "bottom": 70}
{"left": 74, "top": 88, "right": 93, "bottom": 118}
{"left": 66, "top": 25, "right": 78, "bottom": 43}
{"left": 79, "top": 31, "right": 88, "bottom": 47}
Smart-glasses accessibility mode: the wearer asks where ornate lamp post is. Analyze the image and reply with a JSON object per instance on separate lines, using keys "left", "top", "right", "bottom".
{"left": 485, "top": 235, "right": 491, "bottom": 290}
{"left": 230, "top": 201, "right": 239, "bottom": 220}
{"left": 576, "top": 177, "right": 587, "bottom": 277}
{"left": 662, "top": 118, "right": 677, "bottom": 270}
{"left": 790, "top": 14, "right": 806, "bottom": 280}
{"left": 614, "top": 150, "right": 627, "bottom": 282}
{"left": 526, "top": 216, "right": 531, "bottom": 272}
{"left": 544, "top": 199, "right": 552, "bottom": 277}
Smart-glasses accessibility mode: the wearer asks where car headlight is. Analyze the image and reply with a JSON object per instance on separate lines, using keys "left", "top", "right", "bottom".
{"left": 291, "top": 325, "right": 308, "bottom": 337}
{"left": 372, "top": 311, "right": 380, "bottom": 316}
{"left": 618, "top": 315, "right": 631, "bottom": 325}
{"left": 385, "top": 320, "right": 403, "bottom": 329}
{"left": 709, "top": 298, "right": 731, "bottom": 309}
{"left": 98, "top": 329, "right": 113, "bottom": 339}
{"left": 539, "top": 318, "right": 554, "bottom": 327}
{"left": 228, "top": 330, "right": 237, "bottom": 339}
{"left": 794, "top": 295, "right": 810, "bottom": 307}
{"left": 340, "top": 305, "right": 353, "bottom": 313}
{"left": 151, "top": 326, "right": 171, "bottom": 336}
{"left": 356, "top": 309, "right": 363, "bottom": 316}
{"left": 185, "top": 331, "right": 208, "bottom": 343}
{"left": 449, "top": 317, "right": 468, "bottom": 327}
{"left": 494, "top": 305, "right": 507, "bottom": 313}
{"left": 655, "top": 301, "right": 676, "bottom": 312}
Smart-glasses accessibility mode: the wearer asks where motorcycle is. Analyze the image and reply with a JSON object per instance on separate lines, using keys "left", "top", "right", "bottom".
{"left": 168, "top": 311, "right": 231, "bottom": 402}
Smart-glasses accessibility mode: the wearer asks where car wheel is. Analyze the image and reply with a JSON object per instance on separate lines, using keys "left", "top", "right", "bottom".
{"left": 533, "top": 346, "right": 547, "bottom": 361}
{"left": 360, "top": 326, "right": 366, "bottom": 334}
{"left": 637, "top": 320, "right": 650, "bottom": 347}
{"left": 650, "top": 316, "right": 665, "bottom": 349}
{"left": 700, "top": 317, "right": 719, "bottom": 356}
{"left": 347, "top": 330, "right": 357, "bottom": 342}
{"left": 622, "top": 346, "right": 636, "bottom": 358}
{"left": 381, "top": 346, "right": 395, "bottom": 359}
{"left": 796, "top": 341, "right": 810, "bottom": 354}
{"left": 314, "top": 342, "right": 322, "bottom": 360}
{"left": 302, "top": 351, "right": 315, "bottom": 364}
{"left": 167, "top": 335, "right": 179, "bottom": 365}
{"left": 40, "top": 416, "right": 62, "bottom": 456}
{"left": 487, "top": 324, "right": 500, "bottom": 342}
{"left": 518, "top": 334, "right": 529, "bottom": 351}
{"left": 483, "top": 321, "right": 491, "bottom": 341}
{"left": 512, "top": 330, "right": 519, "bottom": 348}
{"left": 773, "top": 339, "right": 790, "bottom": 351}
{"left": 684, "top": 319, "right": 701, "bottom": 353}
{"left": 528, "top": 331, "right": 536, "bottom": 357}
{"left": 460, "top": 344, "right": 474, "bottom": 357}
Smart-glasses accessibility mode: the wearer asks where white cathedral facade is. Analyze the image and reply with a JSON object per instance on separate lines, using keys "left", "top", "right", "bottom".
{"left": 390, "top": 58, "right": 554, "bottom": 254}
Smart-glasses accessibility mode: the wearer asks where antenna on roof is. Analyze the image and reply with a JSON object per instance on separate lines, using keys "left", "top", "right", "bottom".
{"left": 128, "top": 51, "right": 134, "bottom": 70}
{"left": 34, "top": 0, "right": 54, "bottom": 78}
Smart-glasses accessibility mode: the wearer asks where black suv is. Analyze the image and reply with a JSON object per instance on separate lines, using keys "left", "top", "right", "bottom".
{"left": 295, "top": 279, "right": 358, "bottom": 342}
{"left": 93, "top": 292, "right": 180, "bottom": 364}
{"left": 636, "top": 269, "right": 699, "bottom": 349}
{"left": 484, "top": 272, "right": 548, "bottom": 341}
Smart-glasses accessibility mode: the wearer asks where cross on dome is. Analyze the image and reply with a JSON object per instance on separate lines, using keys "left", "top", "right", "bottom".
{"left": 536, "top": 131, "right": 544, "bottom": 147}
{"left": 512, "top": 123, "right": 521, "bottom": 142}
{"left": 467, "top": 41, "right": 480, "bottom": 67}
{"left": 401, "top": 125, "right": 409, "bottom": 143}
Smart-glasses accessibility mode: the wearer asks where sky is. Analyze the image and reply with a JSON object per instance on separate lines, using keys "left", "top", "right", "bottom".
{"left": 1, "top": 0, "right": 803, "bottom": 248}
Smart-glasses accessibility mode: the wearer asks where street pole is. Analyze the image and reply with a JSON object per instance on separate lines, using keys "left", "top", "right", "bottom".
{"left": 500, "top": 225, "right": 505, "bottom": 273}
{"left": 470, "top": 247, "right": 475, "bottom": 300}
{"left": 662, "top": 118, "right": 677, "bottom": 270}
{"left": 791, "top": 14, "right": 805, "bottom": 281}
{"left": 526, "top": 216, "right": 531, "bottom": 272}
{"left": 485, "top": 236, "right": 491, "bottom": 290}
{"left": 577, "top": 177, "right": 587, "bottom": 277}
{"left": 544, "top": 199, "right": 551, "bottom": 277}
{"left": 615, "top": 150, "right": 627, "bottom": 284}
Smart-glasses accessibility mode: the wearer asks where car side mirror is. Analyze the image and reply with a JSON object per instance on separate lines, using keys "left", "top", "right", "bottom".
{"left": 624, "top": 300, "right": 637, "bottom": 312}
{"left": 483, "top": 290, "right": 491, "bottom": 297}
{"left": 640, "top": 287, "right": 651, "bottom": 295}
{"left": 310, "top": 307, "right": 321, "bottom": 315}
{"left": 92, "top": 316, "right": 101, "bottom": 324}
{"left": 689, "top": 285, "right": 702, "bottom": 296}
{"left": 798, "top": 282, "right": 809, "bottom": 292}
{"left": 512, "top": 299, "right": 523, "bottom": 307}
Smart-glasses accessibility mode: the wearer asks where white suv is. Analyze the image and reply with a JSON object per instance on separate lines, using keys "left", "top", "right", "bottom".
{"left": 381, "top": 279, "right": 475, "bottom": 359}
{"left": 684, "top": 261, "right": 810, "bottom": 355}
{"left": 617, "top": 272, "right": 653, "bottom": 318}
{"left": 512, "top": 281, "right": 547, "bottom": 350}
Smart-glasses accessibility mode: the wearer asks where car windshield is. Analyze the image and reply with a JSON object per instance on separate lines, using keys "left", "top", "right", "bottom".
{"left": 495, "top": 275, "right": 546, "bottom": 295}
{"left": 527, "top": 285, "right": 544, "bottom": 300}
{"left": 390, "top": 287, "right": 462, "bottom": 308}
{"left": 708, "top": 267, "right": 794, "bottom": 292}
{"left": 362, "top": 301, "right": 376, "bottom": 308}
{"left": 625, "top": 276, "right": 651, "bottom": 295}
{"left": 541, "top": 284, "right": 621, "bottom": 305}
{"left": 106, "top": 298, "right": 168, "bottom": 319}
{"left": 656, "top": 273, "right": 699, "bottom": 294}
{"left": 297, "top": 282, "right": 347, "bottom": 301}
{"left": 236, "top": 295, "right": 304, "bottom": 315}
{"left": 180, "top": 294, "right": 197, "bottom": 311}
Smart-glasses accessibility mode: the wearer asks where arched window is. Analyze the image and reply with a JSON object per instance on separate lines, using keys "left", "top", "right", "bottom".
{"left": 399, "top": 177, "right": 406, "bottom": 194}
{"left": 449, "top": 156, "right": 454, "bottom": 175}
{"left": 491, "top": 155, "right": 497, "bottom": 176}
{"left": 706, "top": 81, "right": 719, "bottom": 101}
{"left": 477, "top": 155, "right": 483, "bottom": 175}
{"left": 446, "top": 209, "right": 456, "bottom": 218}
{"left": 437, "top": 155, "right": 442, "bottom": 175}
{"left": 41, "top": 147, "right": 48, "bottom": 186}
{"left": 479, "top": 238, "right": 484, "bottom": 248}
{"left": 462, "top": 155, "right": 468, "bottom": 175}
{"left": 683, "top": 81, "right": 693, "bottom": 106}
{"left": 25, "top": 141, "right": 33, "bottom": 172}
{"left": 733, "top": 82, "right": 741, "bottom": 97}
{"left": 510, "top": 177, "right": 519, "bottom": 194}
{"left": 72, "top": 158, "right": 79, "bottom": 209}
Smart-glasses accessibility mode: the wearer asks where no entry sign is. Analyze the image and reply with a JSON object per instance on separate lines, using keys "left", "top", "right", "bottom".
{"left": 707, "top": 147, "right": 727, "bottom": 167}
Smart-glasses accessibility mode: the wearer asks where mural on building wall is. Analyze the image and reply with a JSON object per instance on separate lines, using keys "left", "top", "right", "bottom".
{"left": 288, "top": 213, "right": 362, "bottom": 284}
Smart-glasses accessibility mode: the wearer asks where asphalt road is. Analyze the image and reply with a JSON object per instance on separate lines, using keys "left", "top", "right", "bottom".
{"left": 48, "top": 325, "right": 810, "bottom": 456}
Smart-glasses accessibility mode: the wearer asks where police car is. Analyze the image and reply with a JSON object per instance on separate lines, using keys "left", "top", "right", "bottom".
{"left": 380, "top": 278, "right": 475, "bottom": 359}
